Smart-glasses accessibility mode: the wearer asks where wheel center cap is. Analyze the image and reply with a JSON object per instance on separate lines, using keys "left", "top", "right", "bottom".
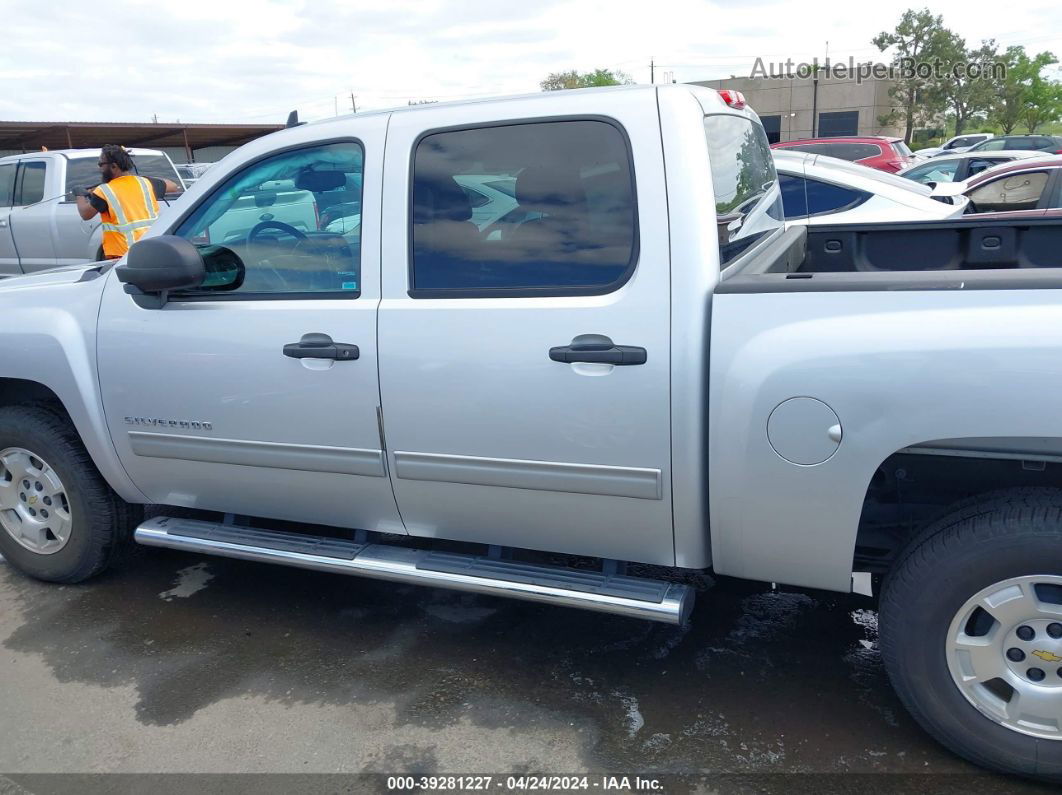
{"left": 28, "top": 495, "right": 37, "bottom": 505}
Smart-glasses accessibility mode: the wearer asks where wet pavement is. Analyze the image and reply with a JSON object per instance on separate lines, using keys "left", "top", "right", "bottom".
{"left": 0, "top": 542, "right": 1054, "bottom": 793}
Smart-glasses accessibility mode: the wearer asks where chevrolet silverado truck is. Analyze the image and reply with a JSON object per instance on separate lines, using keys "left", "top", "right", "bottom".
{"left": 0, "top": 147, "right": 183, "bottom": 276}
{"left": 1, "top": 85, "right": 1061, "bottom": 781}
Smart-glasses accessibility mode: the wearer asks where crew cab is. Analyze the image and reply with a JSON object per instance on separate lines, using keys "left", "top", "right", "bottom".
{"left": 1, "top": 85, "right": 1061, "bottom": 782}
{"left": 0, "top": 148, "right": 183, "bottom": 276}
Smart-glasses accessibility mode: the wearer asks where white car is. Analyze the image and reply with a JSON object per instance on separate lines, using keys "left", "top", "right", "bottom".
{"left": 899, "top": 150, "right": 1044, "bottom": 186}
{"left": 774, "top": 150, "right": 968, "bottom": 225}
{"left": 912, "top": 133, "right": 994, "bottom": 159}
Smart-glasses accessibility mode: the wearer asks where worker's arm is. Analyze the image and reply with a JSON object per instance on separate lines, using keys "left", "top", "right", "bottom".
{"left": 148, "top": 177, "right": 182, "bottom": 198}
{"left": 75, "top": 189, "right": 107, "bottom": 220}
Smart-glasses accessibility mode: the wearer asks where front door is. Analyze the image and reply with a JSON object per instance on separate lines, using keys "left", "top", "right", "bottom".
{"left": 378, "top": 92, "right": 675, "bottom": 565}
{"left": 0, "top": 161, "right": 19, "bottom": 275}
{"left": 98, "top": 115, "right": 404, "bottom": 533}
{"left": 8, "top": 160, "right": 56, "bottom": 272}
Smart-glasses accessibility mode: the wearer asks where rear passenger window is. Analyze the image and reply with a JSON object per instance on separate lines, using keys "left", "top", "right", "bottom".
{"left": 705, "top": 114, "right": 781, "bottom": 265}
{"left": 779, "top": 174, "right": 808, "bottom": 218}
{"left": 410, "top": 120, "right": 637, "bottom": 295}
{"left": 818, "top": 143, "right": 881, "bottom": 161}
{"left": 804, "top": 178, "right": 870, "bottom": 215}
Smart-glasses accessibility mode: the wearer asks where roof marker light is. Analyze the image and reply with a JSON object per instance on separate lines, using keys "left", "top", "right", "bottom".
{"left": 719, "top": 90, "right": 746, "bottom": 109}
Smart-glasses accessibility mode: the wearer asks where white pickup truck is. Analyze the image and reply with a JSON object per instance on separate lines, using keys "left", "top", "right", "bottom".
{"left": 0, "top": 85, "right": 1061, "bottom": 782}
{"left": 0, "top": 147, "right": 184, "bottom": 275}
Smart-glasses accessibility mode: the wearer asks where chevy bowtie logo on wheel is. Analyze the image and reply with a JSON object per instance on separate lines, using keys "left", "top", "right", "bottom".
{"left": 1032, "top": 650, "right": 1062, "bottom": 663}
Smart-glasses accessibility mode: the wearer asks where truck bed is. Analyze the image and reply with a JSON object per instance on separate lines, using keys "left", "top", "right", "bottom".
{"left": 718, "top": 216, "right": 1062, "bottom": 293}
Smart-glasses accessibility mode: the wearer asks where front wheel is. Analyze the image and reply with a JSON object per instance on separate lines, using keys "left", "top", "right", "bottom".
{"left": 880, "top": 489, "right": 1062, "bottom": 782}
{"left": 0, "top": 405, "right": 139, "bottom": 582}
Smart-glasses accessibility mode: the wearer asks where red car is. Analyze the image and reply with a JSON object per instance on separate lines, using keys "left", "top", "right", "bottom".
{"left": 771, "top": 136, "right": 915, "bottom": 173}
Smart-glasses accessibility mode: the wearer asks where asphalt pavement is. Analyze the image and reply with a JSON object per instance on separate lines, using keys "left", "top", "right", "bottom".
{"left": 0, "top": 541, "right": 1055, "bottom": 794}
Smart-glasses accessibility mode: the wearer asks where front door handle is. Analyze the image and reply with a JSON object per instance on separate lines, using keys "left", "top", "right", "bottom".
{"left": 283, "top": 332, "right": 360, "bottom": 361}
{"left": 549, "top": 343, "right": 646, "bottom": 365}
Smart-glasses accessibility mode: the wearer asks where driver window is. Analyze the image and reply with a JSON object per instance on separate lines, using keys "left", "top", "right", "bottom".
{"left": 172, "top": 142, "right": 363, "bottom": 298}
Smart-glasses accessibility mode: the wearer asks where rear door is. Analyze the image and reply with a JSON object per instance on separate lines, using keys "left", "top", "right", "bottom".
{"left": 377, "top": 91, "right": 676, "bottom": 565}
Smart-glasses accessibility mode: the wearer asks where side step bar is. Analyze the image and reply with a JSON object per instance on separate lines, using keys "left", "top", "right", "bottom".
{"left": 134, "top": 517, "right": 694, "bottom": 625}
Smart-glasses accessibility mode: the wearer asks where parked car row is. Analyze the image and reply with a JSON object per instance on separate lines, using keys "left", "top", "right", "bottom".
{"left": 768, "top": 133, "right": 1062, "bottom": 225}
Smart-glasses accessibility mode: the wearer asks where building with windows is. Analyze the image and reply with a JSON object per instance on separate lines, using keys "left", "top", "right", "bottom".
{"left": 691, "top": 72, "right": 905, "bottom": 143}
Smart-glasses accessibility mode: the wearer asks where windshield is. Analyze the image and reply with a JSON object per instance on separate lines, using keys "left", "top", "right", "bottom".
{"left": 704, "top": 113, "right": 782, "bottom": 267}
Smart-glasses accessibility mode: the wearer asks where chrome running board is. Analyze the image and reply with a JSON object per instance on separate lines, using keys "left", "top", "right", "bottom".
{"left": 134, "top": 516, "right": 694, "bottom": 625}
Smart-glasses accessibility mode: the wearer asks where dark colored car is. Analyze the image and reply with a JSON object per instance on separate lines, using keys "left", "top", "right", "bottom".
{"left": 771, "top": 136, "right": 914, "bottom": 173}
{"left": 966, "top": 135, "right": 1062, "bottom": 155}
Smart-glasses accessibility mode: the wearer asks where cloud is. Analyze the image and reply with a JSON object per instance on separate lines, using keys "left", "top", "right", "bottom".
{"left": 0, "top": 0, "right": 1057, "bottom": 124}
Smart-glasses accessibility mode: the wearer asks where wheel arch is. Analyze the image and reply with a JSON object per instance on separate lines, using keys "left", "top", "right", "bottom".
{"left": 0, "top": 377, "right": 145, "bottom": 504}
{"left": 854, "top": 437, "right": 1062, "bottom": 586}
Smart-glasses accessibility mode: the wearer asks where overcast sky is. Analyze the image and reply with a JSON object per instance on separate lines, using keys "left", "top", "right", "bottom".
{"left": 3, "top": 0, "right": 1060, "bottom": 124}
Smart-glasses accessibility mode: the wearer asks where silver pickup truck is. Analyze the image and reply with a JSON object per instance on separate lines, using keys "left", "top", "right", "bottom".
{"left": 0, "top": 147, "right": 184, "bottom": 275}
{"left": 0, "top": 85, "right": 1061, "bottom": 781}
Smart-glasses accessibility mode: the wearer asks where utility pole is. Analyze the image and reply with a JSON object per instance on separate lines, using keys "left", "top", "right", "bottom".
{"left": 650, "top": 58, "right": 655, "bottom": 84}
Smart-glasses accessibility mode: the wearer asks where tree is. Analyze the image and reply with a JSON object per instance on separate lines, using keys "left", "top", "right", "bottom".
{"left": 993, "top": 47, "right": 1059, "bottom": 133}
{"left": 930, "top": 36, "right": 998, "bottom": 135}
{"left": 1023, "top": 77, "right": 1062, "bottom": 133}
{"left": 540, "top": 69, "right": 634, "bottom": 91}
{"left": 873, "top": 8, "right": 952, "bottom": 143}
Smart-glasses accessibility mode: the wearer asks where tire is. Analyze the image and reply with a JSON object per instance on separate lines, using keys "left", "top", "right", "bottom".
{"left": 0, "top": 405, "right": 140, "bottom": 583}
{"left": 880, "top": 488, "right": 1062, "bottom": 782}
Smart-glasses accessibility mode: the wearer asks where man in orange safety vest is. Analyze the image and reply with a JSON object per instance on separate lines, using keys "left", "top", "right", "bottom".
{"left": 75, "top": 144, "right": 182, "bottom": 259}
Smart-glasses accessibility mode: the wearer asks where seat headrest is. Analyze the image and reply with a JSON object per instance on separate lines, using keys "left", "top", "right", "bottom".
{"left": 413, "top": 176, "right": 473, "bottom": 223}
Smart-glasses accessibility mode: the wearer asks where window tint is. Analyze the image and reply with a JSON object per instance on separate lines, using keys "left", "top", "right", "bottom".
{"left": 705, "top": 114, "right": 781, "bottom": 265}
{"left": 779, "top": 174, "right": 808, "bottom": 218}
{"left": 780, "top": 143, "right": 826, "bottom": 155}
{"left": 968, "top": 170, "right": 1050, "bottom": 211}
{"left": 967, "top": 157, "right": 1005, "bottom": 177}
{"left": 976, "top": 139, "right": 1006, "bottom": 151}
{"left": 818, "top": 111, "right": 859, "bottom": 137}
{"left": 817, "top": 142, "right": 881, "bottom": 161}
{"left": 127, "top": 154, "right": 183, "bottom": 189}
{"left": 411, "top": 120, "right": 637, "bottom": 293}
{"left": 14, "top": 161, "right": 46, "bottom": 206}
{"left": 0, "top": 163, "right": 14, "bottom": 208}
{"left": 904, "top": 159, "right": 960, "bottom": 184}
{"left": 174, "top": 142, "right": 363, "bottom": 297}
{"left": 1005, "top": 137, "right": 1043, "bottom": 150}
{"left": 64, "top": 157, "right": 99, "bottom": 196}
{"left": 892, "top": 141, "right": 913, "bottom": 158}
{"left": 760, "top": 114, "right": 781, "bottom": 144}
{"left": 804, "top": 178, "right": 870, "bottom": 215}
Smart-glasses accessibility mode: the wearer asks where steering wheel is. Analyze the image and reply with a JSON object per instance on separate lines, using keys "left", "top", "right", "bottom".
{"left": 247, "top": 220, "right": 307, "bottom": 245}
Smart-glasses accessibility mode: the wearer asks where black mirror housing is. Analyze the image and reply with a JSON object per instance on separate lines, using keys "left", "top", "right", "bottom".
{"left": 117, "top": 235, "right": 206, "bottom": 294}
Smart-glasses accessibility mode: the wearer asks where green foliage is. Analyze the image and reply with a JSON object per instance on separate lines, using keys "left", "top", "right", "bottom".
{"left": 540, "top": 69, "right": 635, "bottom": 91}
{"left": 873, "top": 8, "right": 952, "bottom": 143}
{"left": 992, "top": 47, "right": 1059, "bottom": 133}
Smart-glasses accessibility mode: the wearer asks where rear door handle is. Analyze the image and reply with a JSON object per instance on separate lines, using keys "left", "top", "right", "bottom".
{"left": 283, "top": 332, "right": 360, "bottom": 361}
{"left": 549, "top": 344, "right": 646, "bottom": 365}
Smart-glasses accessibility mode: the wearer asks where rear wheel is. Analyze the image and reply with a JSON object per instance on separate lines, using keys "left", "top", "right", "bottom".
{"left": 0, "top": 405, "right": 139, "bottom": 582}
{"left": 880, "top": 489, "right": 1062, "bottom": 782}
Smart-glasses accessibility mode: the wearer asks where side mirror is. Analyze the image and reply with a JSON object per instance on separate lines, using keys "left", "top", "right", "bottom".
{"left": 116, "top": 235, "right": 206, "bottom": 307}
